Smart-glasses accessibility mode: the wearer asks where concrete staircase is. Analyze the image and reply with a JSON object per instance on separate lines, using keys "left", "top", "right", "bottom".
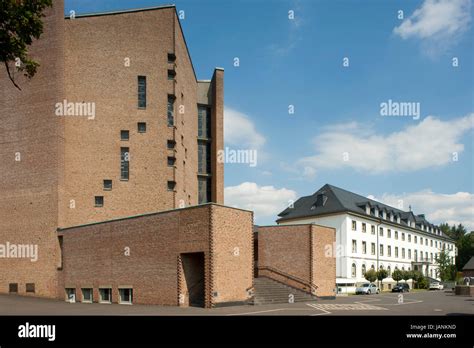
{"left": 250, "top": 277, "right": 318, "bottom": 305}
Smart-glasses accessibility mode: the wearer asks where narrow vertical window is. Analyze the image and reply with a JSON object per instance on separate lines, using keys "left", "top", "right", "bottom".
{"left": 121, "top": 147, "right": 130, "bottom": 180}
{"left": 138, "top": 76, "right": 146, "bottom": 108}
{"left": 168, "top": 95, "right": 175, "bottom": 126}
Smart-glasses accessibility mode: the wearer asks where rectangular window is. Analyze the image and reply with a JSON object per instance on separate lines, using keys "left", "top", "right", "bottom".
{"left": 82, "top": 288, "right": 93, "bottom": 303}
{"left": 362, "top": 241, "right": 367, "bottom": 254}
{"left": 425, "top": 238, "right": 428, "bottom": 246}
{"left": 379, "top": 227, "right": 383, "bottom": 237}
{"left": 395, "top": 247, "right": 399, "bottom": 258}
{"left": 121, "top": 147, "right": 129, "bottom": 180}
{"left": 167, "top": 95, "right": 175, "bottom": 126}
{"left": 387, "top": 229, "right": 391, "bottom": 238}
{"left": 65, "top": 288, "right": 76, "bottom": 302}
{"left": 352, "top": 240, "right": 357, "bottom": 253}
{"left": 402, "top": 248, "right": 406, "bottom": 259}
{"left": 103, "top": 180, "right": 112, "bottom": 190}
{"left": 95, "top": 196, "right": 104, "bottom": 207}
{"left": 394, "top": 231, "right": 398, "bottom": 240}
{"left": 9, "top": 283, "right": 18, "bottom": 293}
{"left": 402, "top": 233, "right": 405, "bottom": 241}
{"left": 167, "top": 140, "right": 176, "bottom": 150}
{"left": 198, "top": 176, "right": 212, "bottom": 204}
{"left": 121, "top": 130, "right": 129, "bottom": 141}
{"left": 408, "top": 249, "right": 411, "bottom": 259}
{"left": 119, "top": 289, "right": 133, "bottom": 305}
{"left": 388, "top": 245, "right": 392, "bottom": 257}
{"left": 167, "top": 156, "right": 176, "bottom": 167}
{"left": 167, "top": 52, "right": 176, "bottom": 63}
{"left": 430, "top": 253, "right": 433, "bottom": 262}
{"left": 138, "top": 122, "right": 146, "bottom": 133}
{"left": 168, "top": 69, "right": 176, "bottom": 80}
{"left": 167, "top": 181, "right": 176, "bottom": 191}
{"left": 414, "top": 236, "right": 418, "bottom": 243}
{"left": 198, "top": 105, "right": 211, "bottom": 138}
{"left": 408, "top": 234, "right": 411, "bottom": 242}
{"left": 26, "top": 283, "right": 35, "bottom": 293}
{"left": 380, "top": 244, "right": 384, "bottom": 256}
{"left": 371, "top": 243, "right": 375, "bottom": 255}
{"left": 351, "top": 220, "right": 356, "bottom": 231}
{"left": 362, "top": 223, "right": 366, "bottom": 233}
{"left": 430, "top": 240, "right": 433, "bottom": 247}
{"left": 99, "top": 288, "right": 111, "bottom": 303}
{"left": 371, "top": 226, "right": 375, "bottom": 235}
{"left": 198, "top": 142, "right": 211, "bottom": 174}
{"left": 420, "top": 237, "right": 423, "bottom": 245}
{"left": 138, "top": 76, "right": 146, "bottom": 108}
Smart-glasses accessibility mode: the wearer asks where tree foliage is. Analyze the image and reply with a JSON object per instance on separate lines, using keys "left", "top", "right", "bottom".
{"left": 392, "top": 269, "right": 403, "bottom": 283}
{"left": 0, "top": 0, "right": 53, "bottom": 90}
{"left": 364, "top": 269, "right": 377, "bottom": 283}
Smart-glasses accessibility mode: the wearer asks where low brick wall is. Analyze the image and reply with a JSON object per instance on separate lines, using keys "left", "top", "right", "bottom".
{"left": 454, "top": 285, "right": 474, "bottom": 296}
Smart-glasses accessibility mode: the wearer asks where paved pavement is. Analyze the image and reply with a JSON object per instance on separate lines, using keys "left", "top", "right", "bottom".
{"left": 0, "top": 290, "right": 472, "bottom": 316}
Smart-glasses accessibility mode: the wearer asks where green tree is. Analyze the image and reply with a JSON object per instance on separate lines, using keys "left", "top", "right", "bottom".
{"left": 0, "top": 0, "right": 53, "bottom": 90}
{"left": 412, "top": 271, "right": 424, "bottom": 289}
{"left": 402, "top": 270, "right": 412, "bottom": 283}
{"left": 436, "top": 250, "right": 455, "bottom": 281}
{"left": 364, "top": 269, "right": 377, "bottom": 283}
{"left": 376, "top": 269, "right": 388, "bottom": 289}
{"left": 392, "top": 269, "right": 403, "bottom": 283}
{"left": 440, "top": 223, "right": 474, "bottom": 271}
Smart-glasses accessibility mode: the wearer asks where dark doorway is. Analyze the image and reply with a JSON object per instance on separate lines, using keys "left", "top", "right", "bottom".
{"left": 181, "top": 252, "right": 205, "bottom": 307}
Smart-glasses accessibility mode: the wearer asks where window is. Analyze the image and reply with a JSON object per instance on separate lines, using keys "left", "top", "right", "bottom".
{"left": 26, "top": 283, "right": 35, "bottom": 293}
{"left": 167, "top": 156, "right": 176, "bottom": 167}
{"left": 9, "top": 283, "right": 18, "bottom": 293}
{"left": 103, "top": 180, "right": 112, "bottom": 190}
{"left": 167, "top": 181, "right": 176, "bottom": 191}
{"left": 65, "top": 288, "right": 75, "bottom": 302}
{"left": 99, "top": 288, "right": 111, "bottom": 303}
{"left": 121, "top": 147, "right": 129, "bottom": 180}
{"left": 379, "top": 227, "right": 383, "bottom": 237}
{"left": 425, "top": 238, "right": 428, "bottom": 246}
{"left": 138, "top": 122, "right": 146, "bottom": 133}
{"left": 371, "top": 225, "right": 375, "bottom": 235}
{"left": 380, "top": 244, "right": 384, "bottom": 256}
{"left": 198, "top": 142, "right": 211, "bottom": 174}
{"left": 82, "top": 288, "right": 93, "bottom": 303}
{"left": 362, "top": 241, "right": 367, "bottom": 254}
{"left": 395, "top": 247, "right": 399, "bottom": 258}
{"left": 198, "top": 105, "right": 211, "bottom": 138}
{"left": 408, "top": 249, "right": 411, "bottom": 259}
{"left": 168, "top": 69, "right": 176, "bottom": 80}
{"left": 388, "top": 245, "right": 391, "bottom": 257}
{"left": 167, "top": 140, "right": 176, "bottom": 150}
{"left": 387, "top": 229, "right": 391, "bottom": 238}
{"left": 387, "top": 266, "right": 391, "bottom": 276}
{"left": 362, "top": 264, "right": 366, "bottom": 275}
{"left": 351, "top": 220, "right": 356, "bottom": 231}
{"left": 402, "top": 248, "right": 405, "bottom": 259}
{"left": 430, "top": 240, "right": 433, "bottom": 247}
{"left": 352, "top": 240, "right": 357, "bottom": 253}
{"left": 408, "top": 234, "right": 411, "bottom": 242}
{"left": 95, "top": 196, "right": 104, "bottom": 207}
{"left": 119, "top": 288, "right": 133, "bottom": 304}
{"left": 402, "top": 233, "right": 405, "bottom": 241}
{"left": 414, "top": 236, "right": 418, "bottom": 244}
{"left": 167, "top": 95, "right": 175, "bottom": 126}
{"left": 362, "top": 223, "right": 366, "bottom": 233}
{"left": 198, "top": 176, "right": 212, "bottom": 204}
{"left": 138, "top": 76, "right": 146, "bottom": 108}
{"left": 121, "top": 130, "right": 129, "bottom": 141}
{"left": 351, "top": 263, "right": 356, "bottom": 278}
{"left": 371, "top": 243, "right": 375, "bottom": 255}
{"left": 420, "top": 237, "right": 423, "bottom": 245}
{"left": 430, "top": 253, "right": 433, "bottom": 262}
{"left": 167, "top": 52, "right": 176, "bottom": 63}
{"left": 395, "top": 231, "right": 398, "bottom": 240}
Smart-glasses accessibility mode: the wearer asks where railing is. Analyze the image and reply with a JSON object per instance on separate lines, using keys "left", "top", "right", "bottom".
{"left": 258, "top": 265, "right": 318, "bottom": 294}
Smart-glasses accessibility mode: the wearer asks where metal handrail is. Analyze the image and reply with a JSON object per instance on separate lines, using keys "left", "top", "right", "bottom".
{"left": 258, "top": 265, "right": 318, "bottom": 293}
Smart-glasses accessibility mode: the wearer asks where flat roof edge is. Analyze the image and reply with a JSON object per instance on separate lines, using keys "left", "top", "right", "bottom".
{"left": 64, "top": 5, "right": 176, "bottom": 19}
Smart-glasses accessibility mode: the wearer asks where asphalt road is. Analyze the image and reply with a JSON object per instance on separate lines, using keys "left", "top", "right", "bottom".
{"left": 0, "top": 290, "right": 472, "bottom": 316}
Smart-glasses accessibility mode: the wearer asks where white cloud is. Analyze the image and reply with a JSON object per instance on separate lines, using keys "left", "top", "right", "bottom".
{"left": 224, "top": 182, "right": 297, "bottom": 221}
{"left": 298, "top": 113, "right": 473, "bottom": 175}
{"left": 372, "top": 190, "right": 474, "bottom": 231}
{"left": 394, "top": 0, "right": 471, "bottom": 54}
{"left": 224, "top": 107, "right": 266, "bottom": 149}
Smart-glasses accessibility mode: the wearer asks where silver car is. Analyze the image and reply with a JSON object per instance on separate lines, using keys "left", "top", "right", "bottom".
{"left": 356, "top": 283, "right": 380, "bottom": 295}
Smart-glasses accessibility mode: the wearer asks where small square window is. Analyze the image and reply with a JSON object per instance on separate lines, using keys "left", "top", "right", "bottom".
{"left": 167, "top": 140, "right": 176, "bottom": 150}
{"left": 9, "top": 283, "right": 18, "bottom": 293}
{"left": 168, "top": 157, "right": 176, "bottom": 167}
{"left": 167, "top": 181, "right": 176, "bottom": 191}
{"left": 167, "top": 53, "right": 176, "bottom": 63}
{"left": 26, "top": 283, "right": 35, "bottom": 293}
{"left": 95, "top": 196, "right": 104, "bottom": 207}
{"left": 119, "top": 288, "right": 133, "bottom": 304}
{"left": 138, "top": 122, "right": 146, "bottom": 133}
{"left": 103, "top": 180, "right": 112, "bottom": 190}
{"left": 65, "top": 288, "right": 76, "bottom": 302}
{"left": 99, "top": 288, "right": 112, "bottom": 303}
{"left": 121, "top": 130, "right": 129, "bottom": 141}
{"left": 168, "top": 69, "right": 176, "bottom": 80}
{"left": 82, "top": 288, "right": 93, "bottom": 303}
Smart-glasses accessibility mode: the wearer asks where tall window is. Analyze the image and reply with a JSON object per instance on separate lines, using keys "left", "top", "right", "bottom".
{"left": 121, "top": 147, "right": 129, "bottom": 180}
{"left": 387, "top": 266, "right": 391, "bottom": 276}
{"left": 371, "top": 243, "right": 375, "bottom": 255}
{"left": 371, "top": 225, "right": 375, "bottom": 234}
{"left": 362, "top": 241, "right": 367, "bottom": 254}
{"left": 198, "top": 142, "right": 211, "bottom": 174}
{"left": 388, "top": 245, "right": 391, "bottom": 257}
{"left": 408, "top": 234, "right": 411, "bottom": 242}
{"left": 352, "top": 220, "right": 356, "bottom": 231}
{"left": 138, "top": 76, "right": 146, "bottom": 108}
{"left": 351, "top": 263, "right": 356, "bottom": 278}
{"left": 402, "top": 233, "right": 405, "bottom": 241}
{"left": 352, "top": 240, "right": 357, "bottom": 253}
{"left": 362, "top": 264, "right": 366, "bottom": 275}
{"left": 198, "top": 105, "right": 211, "bottom": 138}
{"left": 167, "top": 95, "right": 175, "bottom": 126}
{"left": 408, "top": 249, "right": 411, "bottom": 259}
{"left": 402, "top": 248, "right": 405, "bottom": 259}
{"left": 362, "top": 223, "right": 366, "bottom": 233}
{"left": 387, "top": 229, "right": 391, "bottom": 238}
{"left": 198, "top": 177, "right": 211, "bottom": 204}
{"left": 395, "top": 247, "right": 399, "bottom": 258}
{"left": 379, "top": 244, "right": 384, "bottom": 256}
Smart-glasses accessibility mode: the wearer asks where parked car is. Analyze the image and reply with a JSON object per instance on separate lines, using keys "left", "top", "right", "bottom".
{"left": 392, "top": 283, "right": 410, "bottom": 293}
{"left": 429, "top": 282, "right": 444, "bottom": 290}
{"left": 355, "top": 283, "right": 380, "bottom": 295}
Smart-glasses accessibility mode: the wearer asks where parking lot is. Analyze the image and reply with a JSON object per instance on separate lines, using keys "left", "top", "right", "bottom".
{"left": 0, "top": 290, "right": 472, "bottom": 316}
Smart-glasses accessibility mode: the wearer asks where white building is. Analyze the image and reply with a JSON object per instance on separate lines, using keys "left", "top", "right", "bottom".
{"left": 277, "top": 184, "right": 457, "bottom": 293}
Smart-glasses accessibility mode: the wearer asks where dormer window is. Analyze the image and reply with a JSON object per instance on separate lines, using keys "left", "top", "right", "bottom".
{"left": 365, "top": 204, "right": 370, "bottom": 215}
{"left": 382, "top": 210, "right": 386, "bottom": 219}
{"left": 374, "top": 207, "right": 379, "bottom": 217}
{"left": 315, "top": 193, "right": 328, "bottom": 207}
{"left": 397, "top": 216, "right": 400, "bottom": 223}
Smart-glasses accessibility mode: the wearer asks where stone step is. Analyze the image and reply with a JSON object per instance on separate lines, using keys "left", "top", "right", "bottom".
{"left": 250, "top": 276, "right": 317, "bottom": 305}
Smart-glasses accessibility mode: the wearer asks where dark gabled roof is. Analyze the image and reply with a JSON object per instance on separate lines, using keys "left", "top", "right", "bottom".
{"left": 463, "top": 256, "right": 474, "bottom": 271}
{"left": 277, "top": 184, "right": 452, "bottom": 240}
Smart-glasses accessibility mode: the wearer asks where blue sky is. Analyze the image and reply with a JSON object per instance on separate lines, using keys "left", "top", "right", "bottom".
{"left": 65, "top": 0, "right": 474, "bottom": 228}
